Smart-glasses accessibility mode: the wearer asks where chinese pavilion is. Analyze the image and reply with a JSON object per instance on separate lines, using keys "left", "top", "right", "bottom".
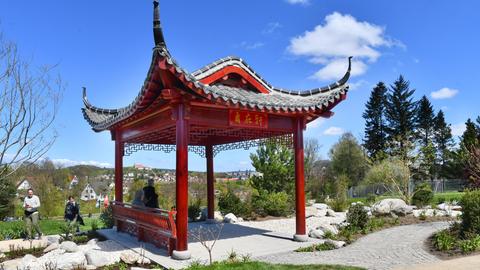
{"left": 82, "top": 1, "right": 350, "bottom": 260}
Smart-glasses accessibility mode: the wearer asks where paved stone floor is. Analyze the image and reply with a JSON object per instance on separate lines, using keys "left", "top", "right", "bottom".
{"left": 256, "top": 222, "right": 450, "bottom": 270}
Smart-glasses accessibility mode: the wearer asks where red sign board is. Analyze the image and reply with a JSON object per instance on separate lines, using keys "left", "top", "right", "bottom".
{"left": 229, "top": 110, "right": 268, "bottom": 129}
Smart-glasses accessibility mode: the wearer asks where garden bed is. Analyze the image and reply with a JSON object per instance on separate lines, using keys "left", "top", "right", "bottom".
{"left": 186, "top": 261, "right": 364, "bottom": 270}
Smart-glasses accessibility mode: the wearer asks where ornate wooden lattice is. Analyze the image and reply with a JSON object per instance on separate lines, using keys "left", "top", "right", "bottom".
{"left": 124, "top": 134, "right": 293, "bottom": 158}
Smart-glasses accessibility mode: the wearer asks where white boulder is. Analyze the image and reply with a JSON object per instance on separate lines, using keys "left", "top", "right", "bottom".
{"left": 308, "top": 229, "right": 325, "bottom": 239}
{"left": 372, "top": 199, "right": 413, "bottom": 216}
{"left": 224, "top": 213, "right": 238, "bottom": 223}
{"left": 0, "top": 253, "right": 5, "bottom": 260}
{"left": 326, "top": 209, "right": 336, "bottom": 217}
{"left": 325, "top": 239, "right": 346, "bottom": 249}
{"left": 305, "top": 206, "right": 318, "bottom": 218}
{"left": 136, "top": 257, "right": 151, "bottom": 265}
{"left": 60, "top": 241, "right": 79, "bottom": 253}
{"left": 43, "top": 242, "right": 59, "bottom": 253}
{"left": 312, "top": 203, "right": 330, "bottom": 210}
{"left": 120, "top": 250, "right": 141, "bottom": 265}
{"left": 449, "top": 210, "right": 462, "bottom": 218}
{"left": 316, "top": 224, "right": 339, "bottom": 235}
{"left": 55, "top": 251, "right": 87, "bottom": 270}
{"left": 1, "top": 258, "right": 22, "bottom": 270}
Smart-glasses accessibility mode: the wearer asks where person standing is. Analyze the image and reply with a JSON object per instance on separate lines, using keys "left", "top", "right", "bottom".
{"left": 64, "top": 196, "right": 84, "bottom": 233}
{"left": 143, "top": 178, "right": 159, "bottom": 208}
{"left": 23, "top": 188, "right": 42, "bottom": 240}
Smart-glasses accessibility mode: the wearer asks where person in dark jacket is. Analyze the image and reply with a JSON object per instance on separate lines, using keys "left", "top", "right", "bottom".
{"left": 143, "top": 178, "right": 159, "bottom": 208}
{"left": 64, "top": 196, "right": 84, "bottom": 232}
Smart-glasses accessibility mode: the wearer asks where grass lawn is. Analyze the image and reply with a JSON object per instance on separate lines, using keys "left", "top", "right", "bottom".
{"left": 187, "top": 262, "right": 365, "bottom": 270}
{"left": 0, "top": 217, "right": 104, "bottom": 238}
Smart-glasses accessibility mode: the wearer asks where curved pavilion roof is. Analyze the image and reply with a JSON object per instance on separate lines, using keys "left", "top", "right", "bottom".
{"left": 82, "top": 1, "right": 351, "bottom": 132}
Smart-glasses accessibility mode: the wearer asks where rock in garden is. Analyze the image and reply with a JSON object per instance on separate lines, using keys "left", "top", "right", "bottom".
{"left": 224, "top": 213, "right": 238, "bottom": 223}
{"left": 1, "top": 258, "right": 22, "bottom": 270}
{"left": 214, "top": 211, "right": 224, "bottom": 222}
{"left": 120, "top": 250, "right": 140, "bottom": 264}
{"left": 43, "top": 242, "right": 59, "bottom": 253}
{"left": 437, "top": 203, "right": 462, "bottom": 211}
{"left": 325, "top": 239, "right": 346, "bottom": 249}
{"left": 305, "top": 206, "right": 318, "bottom": 218}
{"left": 46, "top": 235, "right": 61, "bottom": 245}
{"left": 0, "top": 253, "right": 5, "bottom": 259}
{"left": 87, "top": 238, "right": 98, "bottom": 246}
{"left": 449, "top": 210, "right": 462, "bottom": 218}
{"left": 326, "top": 209, "right": 336, "bottom": 217}
{"left": 308, "top": 229, "right": 325, "bottom": 239}
{"left": 316, "top": 224, "right": 339, "bottom": 235}
{"left": 372, "top": 199, "right": 412, "bottom": 216}
{"left": 85, "top": 250, "right": 117, "bottom": 267}
{"left": 237, "top": 217, "right": 244, "bottom": 222}
{"left": 55, "top": 251, "right": 87, "bottom": 270}
{"left": 20, "top": 254, "right": 39, "bottom": 270}
{"left": 60, "top": 241, "right": 79, "bottom": 253}
{"left": 312, "top": 203, "right": 329, "bottom": 210}
{"left": 136, "top": 257, "right": 151, "bottom": 265}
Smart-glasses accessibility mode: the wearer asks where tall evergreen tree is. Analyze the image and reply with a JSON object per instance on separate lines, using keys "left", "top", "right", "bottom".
{"left": 363, "top": 82, "right": 388, "bottom": 160}
{"left": 385, "top": 75, "right": 418, "bottom": 160}
{"left": 416, "top": 95, "right": 435, "bottom": 147}
{"left": 433, "top": 110, "right": 454, "bottom": 178}
{"left": 462, "top": 119, "right": 479, "bottom": 148}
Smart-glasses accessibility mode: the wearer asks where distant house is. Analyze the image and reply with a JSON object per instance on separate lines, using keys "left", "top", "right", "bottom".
{"left": 69, "top": 175, "right": 79, "bottom": 190}
{"left": 16, "top": 178, "right": 32, "bottom": 196}
{"left": 80, "top": 183, "right": 97, "bottom": 201}
{"left": 134, "top": 163, "right": 152, "bottom": 171}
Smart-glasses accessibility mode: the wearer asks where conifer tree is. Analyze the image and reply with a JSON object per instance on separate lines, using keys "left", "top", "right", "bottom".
{"left": 462, "top": 119, "right": 479, "bottom": 148}
{"left": 363, "top": 82, "right": 388, "bottom": 160}
{"left": 416, "top": 95, "right": 435, "bottom": 147}
{"left": 385, "top": 75, "right": 417, "bottom": 161}
{"left": 433, "top": 110, "right": 454, "bottom": 178}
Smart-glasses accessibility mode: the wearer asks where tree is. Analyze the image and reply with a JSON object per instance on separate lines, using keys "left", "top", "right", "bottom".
{"left": 364, "top": 158, "right": 412, "bottom": 203}
{"left": 0, "top": 175, "right": 16, "bottom": 218}
{"left": 462, "top": 119, "right": 479, "bottom": 149}
{"left": 329, "top": 133, "right": 368, "bottom": 187}
{"left": 465, "top": 145, "right": 480, "bottom": 188}
{"left": 250, "top": 141, "right": 294, "bottom": 194}
{"left": 0, "top": 35, "right": 63, "bottom": 213}
{"left": 433, "top": 110, "right": 454, "bottom": 178}
{"left": 363, "top": 82, "right": 388, "bottom": 160}
{"left": 385, "top": 75, "right": 417, "bottom": 161}
{"left": 416, "top": 95, "right": 435, "bottom": 147}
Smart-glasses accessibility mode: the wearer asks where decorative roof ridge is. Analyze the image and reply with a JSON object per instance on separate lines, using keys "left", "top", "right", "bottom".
{"left": 82, "top": 87, "right": 119, "bottom": 114}
{"left": 153, "top": 0, "right": 166, "bottom": 48}
{"left": 191, "top": 55, "right": 352, "bottom": 97}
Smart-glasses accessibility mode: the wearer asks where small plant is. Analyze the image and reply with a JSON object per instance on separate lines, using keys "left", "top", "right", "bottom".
{"left": 366, "top": 194, "right": 377, "bottom": 205}
{"left": 241, "top": 254, "right": 252, "bottom": 263}
{"left": 59, "top": 222, "right": 77, "bottom": 241}
{"left": 73, "top": 235, "right": 89, "bottom": 245}
{"left": 433, "top": 229, "right": 456, "bottom": 251}
{"left": 90, "top": 219, "right": 99, "bottom": 231}
{"left": 460, "top": 190, "right": 480, "bottom": 236}
{"left": 347, "top": 204, "right": 369, "bottom": 230}
{"left": 412, "top": 182, "right": 434, "bottom": 207}
{"left": 419, "top": 211, "right": 427, "bottom": 221}
{"left": 100, "top": 204, "right": 114, "bottom": 229}
{"left": 459, "top": 235, "right": 480, "bottom": 254}
{"left": 295, "top": 242, "right": 336, "bottom": 252}
{"left": 189, "top": 223, "right": 225, "bottom": 265}
{"left": 188, "top": 199, "right": 202, "bottom": 222}
{"left": 218, "top": 190, "right": 248, "bottom": 217}
{"left": 227, "top": 249, "right": 238, "bottom": 263}
{"left": 323, "top": 231, "right": 336, "bottom": 240}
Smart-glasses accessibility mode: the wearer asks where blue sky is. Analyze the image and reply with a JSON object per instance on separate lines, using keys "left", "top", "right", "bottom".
{"left": 1, "top": 0, "right": 479, "bottom": 172}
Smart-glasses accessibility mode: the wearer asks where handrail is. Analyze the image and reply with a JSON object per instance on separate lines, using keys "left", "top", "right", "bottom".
{"left": 113, "top": 201, "right": 171, "bottom": 216}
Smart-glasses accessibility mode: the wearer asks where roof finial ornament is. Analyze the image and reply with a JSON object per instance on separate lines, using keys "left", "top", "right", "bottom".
{"left": 153, "top": 0, "right": 166, "bottom": 47}
{"left": 336, "top": 56, "right": 353, "bottom": 86}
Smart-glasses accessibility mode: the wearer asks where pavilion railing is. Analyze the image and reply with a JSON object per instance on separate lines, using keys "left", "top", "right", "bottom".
{"left": 112, "top": 202, "right": 177, "bottom": 255}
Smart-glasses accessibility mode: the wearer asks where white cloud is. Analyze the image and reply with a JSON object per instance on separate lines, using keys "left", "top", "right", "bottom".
{"left": 52, "top": 158, "right": 113, "bottom": 168}
{"left": 323, "top": 126, "right": 344, "bottom": 136}
{"left": 348, "top": 79, "right": 369, "bottom": 91}
{"left": 430, "top": 87, "right": 459, "bottom": 100}
{"left": 285, "top": 0, "right": 310, "bottom": 5}
{"left": 288, "top": 12, "right": 399, "bottom": 80}
{"left": 451, "top": 123, "right": 466, "bottom": 136}
{"left": 307, "top": 118, "right": 325, "bottom": 128}
{"left": 262, "top": 22, "right": 282, "bottom": 35}
{"left": 237, "top": 41, "right": 265, "bottom": 50}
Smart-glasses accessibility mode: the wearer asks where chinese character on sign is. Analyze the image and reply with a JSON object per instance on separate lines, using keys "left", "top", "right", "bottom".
{"left": 229, "top": 110, "right": 268, "bottom": 128}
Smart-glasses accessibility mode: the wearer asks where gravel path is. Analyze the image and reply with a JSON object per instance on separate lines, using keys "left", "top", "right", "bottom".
{"left": 256, "top": 222, "right": 449, "bottom": 270}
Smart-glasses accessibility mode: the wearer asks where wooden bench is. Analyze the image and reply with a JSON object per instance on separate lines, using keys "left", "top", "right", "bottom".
{"left": 112, "top": 202, "right": 177, "bottom": 255}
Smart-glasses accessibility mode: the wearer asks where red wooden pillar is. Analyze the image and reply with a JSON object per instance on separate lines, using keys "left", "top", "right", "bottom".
{"left": 206, "top": 145, "right": 215, "bottom": 221}
{"left": 293, "top": 118, "right": 308, "bottom": 242}
{"left": 172, "top": 103, "right": 191, "bottom": 260}
{"left": 114, "top": 132, "right": 124, "bottom": 203}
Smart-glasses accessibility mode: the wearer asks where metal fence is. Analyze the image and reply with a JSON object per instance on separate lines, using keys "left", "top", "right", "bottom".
{"left": 348, "top": 179, "right": 467, "bottom": 198}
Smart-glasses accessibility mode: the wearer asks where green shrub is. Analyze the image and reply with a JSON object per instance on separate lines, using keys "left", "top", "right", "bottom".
{"left": 460, "top": 190, "right": 480, "bottom": 236}
{"left": 253, "top": 191, "right": 291, "bottom": 217}
{"left": 347, "top": 204, "right": 369, "bottom": 229}
{"left": 436, "top": 196, "right": 447, "bottom": 204}
{"left": 459, "top": 235, "right": 480, "bottom": 254}
{"left": 433, "top": 229, "right": 456, "bottom": 251}
{"left": 218, "top": 190, "right": 248, "bottom": 217}
{"left": 366, "top": 194, "right": 377, "bottom": 205}
{"left": 295, "top": 242, "right": 335, "bottom": 252}
{"left": 412, "top": 182, "right": 433, "bottom": 207}
{"left": 73, "top": 235, "right": 89, "bottom": 245}
{"left": 366, "top": 218, "right": 385, "bottom": 231}
{"left": 323, "top": 231, "right": 336, "bottom": 240}
{"left": 188, "top": 199, "right": 202, "bottom": 222}
{"left": 0, "top": 222, "right": 26, "bottom": 240}
{"left": 90, "top": 219, "right": 99, "bottom": 231}
{"left": 329, "top": 198, "right": 348, "bottom": 212}
{"left": 100, "top": 204, "right": 114, "bottom": 229}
